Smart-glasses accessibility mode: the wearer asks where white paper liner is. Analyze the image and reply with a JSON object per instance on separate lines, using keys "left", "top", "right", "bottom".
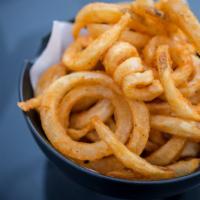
{"left": 30, "top": 21, "right": 73, "bottom": 89}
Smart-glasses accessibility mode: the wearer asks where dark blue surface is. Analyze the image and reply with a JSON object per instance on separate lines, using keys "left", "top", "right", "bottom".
{"left": 0, "top": 1, "right": 200, "bottom": 199}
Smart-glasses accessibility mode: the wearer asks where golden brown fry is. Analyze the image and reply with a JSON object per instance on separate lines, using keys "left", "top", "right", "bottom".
{"left": 70, "top": 99, "right": 114, "bottom": 129}
{"left": 72, "top": 3, "right": 129, "bottom": 38}
{"left": 72, "top": 97, "right": 98, "bottom": 112}
{"left": 151, "top": 115, "right": 200, "bottom": 142}
{"left": 67, "top": 126, "right": 91, "bottom": 141}
{"left": 35, "top": 63, "right": 67, "bottom": 96}
{"left": 92, "top": 117, "right": 174, "bottom": 179}
{"left": 71, "top": 98, "right": 127, "bottom": 144}
{"left": 129, "top": 11, "right": 163, "bottom": 35}
{"left": 106, "top": 169, "right": 145, "bottom": 180}
{"left": 132, "top": 3, "right": 166, "bottom": 35}
{"left": 145, "top": 141, "right": 160, "bottom": 153}
{"left": 157, "top": 45, "right": 200, "bottom": 121}
{"left": 180, "top": 55, "right": 200, "bottom": 98}
{"left": 167, "top": 23, "right": 188, "bottom": 41}
{"left": 161, "top": 0, "right": 200, "bottom": 54}
{"left": 85, "top": 118, "right": 115, "bottom": 142}
{"left": 167, "top": 159, "right": 200, "bottom": 177}
{"left": 73, "top": 2, "right": 162, "bottom": 37}
{"left": 104, "top": 41, "right": 139, "bottom": 75}
{"left": 169, "top": 41, "right": 194, "bottom": 87}
{"left": 81, "top": 156, "right": 124, "bottom": 174}
{"left": 18, "top": 64, "right": 67, "bottom": 112}
{"left": 87, "top": 23, "right": 150, "bottom": 49}
{"left": 168, "top": 26, "right": 195, "bottom": 86}
{"left": 58, "top": 84, "right": 132, "bottom": 142}
{"left": 123, "top": 74, "right": 163, "bottom": 101}
{"left": 106, "top": 118, "right": 116, "bottom": 132}
{"left": 127, "top": 101, "right": 150, "bottom": 155}
{"left": 134, "top": 1, "right": 164, "bottom": 18}
{"left": 143, "top": 35, "right": 194, "bottom": 86}
{"left": 63, "top": 13, "right": 130, "bottom": 71}
{"left": 190, "top": 91, "right": 200, "bottom": 105}
{"left": 143, "top": 36, "right": 169, "bottom": 67}
{"left": 135, "top": 0, "right": 154, "bottom": 7}
{"left": 103, "top": 41, "right": 163, "bottom": 101}
{"left": 39, "top": 72, "right": 132, "bottom": 161}
{"left": 146, "top": 136, "right": 186, "bottom": 166}
{"left": 116, "top": 2, "right": 132, "bottom": 9}
{"left": 19, "top": 0, "right": 200, "bottom": 180}
{"left": 17, "top": 96, "right": 41, "bottom": 112}
{"left": 86, "top": 131, "right": 100, "bottom": 142}
{"left": 181, "top": 142, "right": 200, "bottom": 158}
{"left": 149, "top": 130, "right": 166, "bottom": 146}
{"left": 147, "top": 102, "right": 172, "bottom": 115}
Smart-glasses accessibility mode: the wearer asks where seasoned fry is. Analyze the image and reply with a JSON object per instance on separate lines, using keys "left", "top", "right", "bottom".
{"left": 127, "top": 101, "right": 150, "bottom": 155}
{"left": 67, "top": 126, "right": 91, "bottom": 140}
{"left": 143, "top": 35, "right": 194, "bottom": 86}
{"left": 59, "top": 84, "right": 132, "bottom": 141}
{"left": 39, "top": 72, "right": 132, "bottom": 160}
{"left": 157, "top": 45, "right": 200, "bottom": 121}
{"left": 68, "top": 112, "right": 114, "bottom": 141}
{"left": 104, "top": 41, "right": 139, "bottom": 75}
{"left": 70, "top": 99, "right": 114, "bottom": 129}
{"left": 63, "top": 13, "right": 130, "bottom": 71}
{"left": 149, "top": 130, "right": 166, "bottom": 146}
{"left": 103, "top": 41, "right": 163, "bottom": 101}
{"left": 81, "top": 156, "right": 124, "bottom": 174}
{"left": 180, "top": 55, "right": 200, "bottom": 98}
{"left": 147, "top": 102, "right": 172, "bottom": 116}
{"left": 18, "top": 96, "right": 41, "bottom": 111}
{"left": 87, "top": 24, "right": 150, "bottom": 49}
{"left": 190, "top": 91, "right": 200, "bottom": 105}
{"left": 86, "top": 131, "right": 100, "bottom": 142}
{"left": 72, "top": 97, "right": 98, "bottom": 112}
{"left": 170, "top": 42, "right": 194, "bottom": 87}
{"left": 107, "top": 169, "right": 146, "bottom": 180}
{"left": 167, "top": 159, "right": 200, "bottom": 177}
{"left": 86, "top": 118, "right": 115, "bottom": 142}
{"left": 151, "top": 115, "right": 200, "bottom": 142}
{"left": 145, "top": 141, "right": 160, "bottom": 153}
{"left": 146, "top": 136, "right": 186, "bottom": 166}
{"left": 92, "top": 117, "right": 174, "bottom": 179}
{"left": 117, "top": 2, "right": 132, "bottom": 9}
{"left": 123, "top": 73, "right": 163, "bottom": 101}
{"left": 129, "top": 11, "right": 163, "bottom": 35}
{"left": 35, "top": 63, "right": 67, "bottom": 96}
{"left": 161, "top": 0, "right": 200, "bottom": 54}
{"left": 143, "top": 36, "right": 169, "bottom": 67}
{"left": 135, "top": 0, "right": 154, "bottom": 7}
{"left": 181, "top": 142, "right": 200, "bottom": 158}
{"left": 73, "top": 2, "right": 162, "bottom": 37}
{"left": 132, "top": 3, "right": 166, "bottom": 34}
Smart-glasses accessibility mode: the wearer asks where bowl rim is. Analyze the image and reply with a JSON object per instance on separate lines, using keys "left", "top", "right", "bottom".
{"left": 18, "top": 37, "right": 200, "bottom": 187}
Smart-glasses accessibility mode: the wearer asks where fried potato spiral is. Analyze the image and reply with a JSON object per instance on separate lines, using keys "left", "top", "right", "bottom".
{"left": 103, "top": 41, "right": 163, "bottom": 101}
{"left": 62, "top": 13, "right": 130, "bottom": 71}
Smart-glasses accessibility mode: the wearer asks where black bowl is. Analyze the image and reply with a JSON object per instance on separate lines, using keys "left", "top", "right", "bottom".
{"left": 19, "top": 34, "right": 200, "bottom": 200}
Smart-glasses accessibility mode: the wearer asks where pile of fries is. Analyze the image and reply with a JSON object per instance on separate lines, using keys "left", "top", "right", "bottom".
{"left": 18, "top": 0, "right": 200, "bottom": 180}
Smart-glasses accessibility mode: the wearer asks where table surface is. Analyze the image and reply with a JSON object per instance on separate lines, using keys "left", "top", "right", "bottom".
{"left": 0, "top": 0, "right": 200, "bottom": 199}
